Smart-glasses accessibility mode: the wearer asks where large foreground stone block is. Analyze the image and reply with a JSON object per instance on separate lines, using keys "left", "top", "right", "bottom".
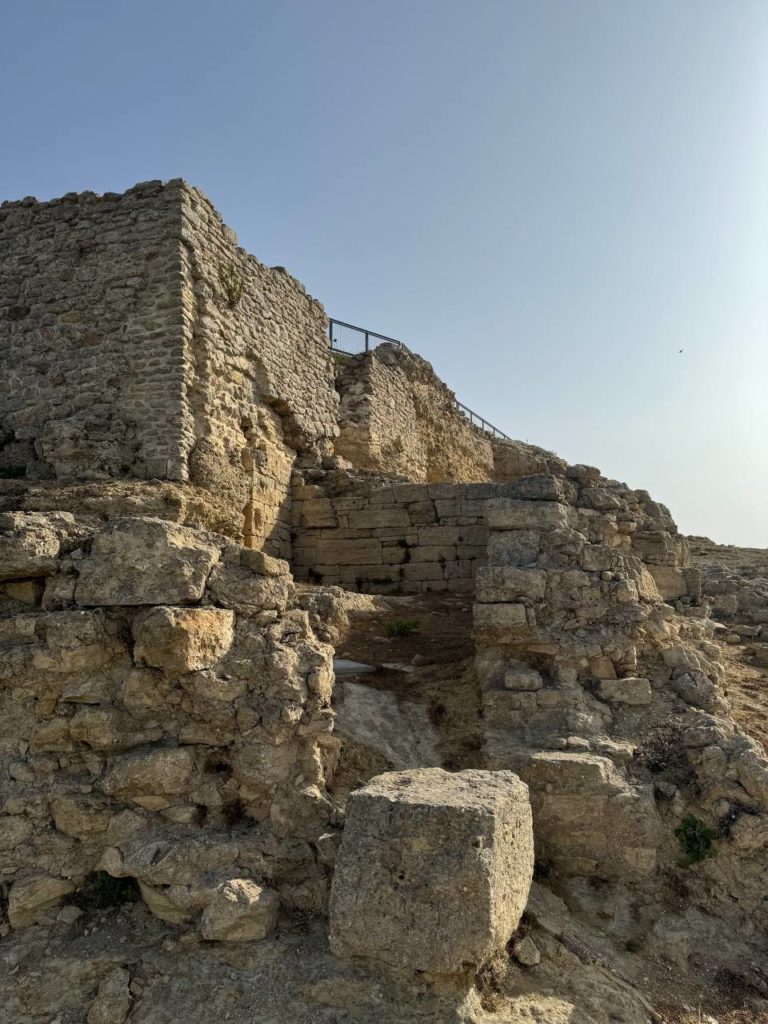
{"left": 75, "top": 518, "right": 220, "bottom": 606}
{"left": 329, "top": 768, "right": 533, "bottom": 974}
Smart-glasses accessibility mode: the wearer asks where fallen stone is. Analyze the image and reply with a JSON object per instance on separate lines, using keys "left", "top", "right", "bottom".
{"left": 513, "top": 935, "right": 541, "bottom": 966}
{"left": 200, "top": 879, "right": 279, "bottom": 941}
{"left": 9, "top": 873, "right": 76, "bottom": 928}
{"left": 329, "top": 767, "right": 534, "bottom": 974}
{"left": 504, "top": 661, "right": 544, "bottom": 691}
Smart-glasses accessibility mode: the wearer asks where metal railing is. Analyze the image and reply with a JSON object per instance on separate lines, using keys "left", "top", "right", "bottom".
{"left": 329, "top": 318, "right": 406, "bottom": 355}
{"left": 328, "top": 317, "right": 511, "bottom": 442}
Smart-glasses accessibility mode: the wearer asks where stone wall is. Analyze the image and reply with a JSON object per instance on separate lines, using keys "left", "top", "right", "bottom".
{"left": 290, "top": 464, "right": 700, "bottom": 598}
{"left": 334, "top": 344, "right": 495, "bottom": 482}
{"left": 178, "top": 185, "right": 338, "bottom": 555}
{"left": 291, "top": 477, "right": 491, "bottom": 592}
{"left": 0, "top": 181, "right": 188, "bottom": 483}
{"left": 472, "top": 473, "right": 768, "bottom": 934}
{"left": 0, "top": 512, "right": 339, "bottom": 933}
{"left": 0, "top": 181, "right": 340, "bottom": 556}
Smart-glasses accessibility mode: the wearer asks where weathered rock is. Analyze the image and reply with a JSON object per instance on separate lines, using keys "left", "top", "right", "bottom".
{"left": 329, "top": 768, "right": 534, "bottom": 974}
{"left": 75, "top": 518, "right": 220, "bottom": 606}
{"left": 133, "top": 606, "right": 235, "bottom": 673}
{"left": 102, "top": 747, "right": 196, "bottom": 800}
{"left": 50, "top": 795, "right": 113, "bottom": 838}
{"left": 596, "top": 677, "right": 653, "bottom": 706}
{"left": 513, "top": 935, "right": 541, "bottom": 966}
{"left": 0, "top": 814, "right": 33, "bottom": 849}
{"left": 200, "top": 879, "right": 280, "bottom": 941}
{"left": 9, "top": 873, "right": 76, "bottom": 928}
{"left": 0, "top": 511, "right": 69, "bottom": 581}
{"left": 69, "top": 708, "right": 163, "bottom": 750}
{"left": 87, "top": 967, "right": 131, "bottom": 1024}
{"left": 519, "top": 752, "right": 661, "bottom": 880}
{"left": 504, "top": 661, "right": 544, "bottom": 691}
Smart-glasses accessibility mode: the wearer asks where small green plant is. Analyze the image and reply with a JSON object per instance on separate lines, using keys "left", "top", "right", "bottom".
{"left": 218, "top": 261, "right": 244, "bottom": 307}
{"left": 386, "top": 618, "right": 421, "bottom": 638}
{"left": 675, "top": 815, "right": 717, "bottom": 866}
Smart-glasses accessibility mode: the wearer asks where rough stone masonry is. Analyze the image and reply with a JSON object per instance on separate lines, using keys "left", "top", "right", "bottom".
{"left": 3, "top": 179, "right": 768, "bottom": 1024}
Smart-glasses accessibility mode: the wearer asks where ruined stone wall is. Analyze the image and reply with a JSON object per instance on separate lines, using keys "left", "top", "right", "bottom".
{"left": 1, "top": 181, "right": 340, "bottom": 557}
{"left": 178, "top": 186, "right": 338, "bottom": 555}
{"left": 0, "top": 512, "right": 338, "bottom": 934}
{"left": 0, "top": 181, "right": 189, "bottom": 483}
{"left": 292, "top": 478, "right": 490, "bottom": 592}
{"left": 334, "top": 344, "right": 495, "bottom": 482}
{"left": 290, "top": 464, "right": 698, "bottom": 598}
{"left": 472, "top": 473, "right": 768, "bottom": 937}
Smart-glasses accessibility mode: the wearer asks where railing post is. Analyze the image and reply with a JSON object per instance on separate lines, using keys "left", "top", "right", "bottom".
{"left": 365, "top": 331, "right": 369, "bottom": 352}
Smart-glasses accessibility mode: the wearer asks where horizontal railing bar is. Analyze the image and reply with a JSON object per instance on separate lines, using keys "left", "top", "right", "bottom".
{"left": 329, "top": 317, "right": 511, "bottom": 442}
{"left": 329, "top": 319, "right": 406, "bottom": 347}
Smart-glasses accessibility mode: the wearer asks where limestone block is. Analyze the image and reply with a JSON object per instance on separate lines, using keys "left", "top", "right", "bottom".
{"left": 475, "top": 567, "right": 547, "bottom": 603}
{"left": 102, "top": 747, "right": 196, "bottom": 800}
{"left": 315, "top": 537, "right": 382, "bottom": 566}
{"left": 647, "top": 565, "right": 687, "bottom": 601}
{"left": 504, "top": 475, "right": 576, "bottom": 504}
{"left": 75, "top": 518, "right": 220, "bottom": 606}
{"left": 520, "top": 752, "right": 661, "bottom": 880}
{"left": 0, "top": 512, "right": 63, "bottom": 581}
{"left": 329, "top": 767, "right": 534, "bottom": 974}
{"left": 352, "top": 508, "right": 411, "bottom": 529}
{"left": 504, "top": 662, "right": 544, "bottom": 691}
{"left": 50, "top": 795, "right": 113, "bottom": 839}
{"left": 9, "top": 873, "right": 76, "bottom": 928}
{"left": 207, "top": 562, "right": 294, "bottom": 612}
{"left": 69, "top": 709, "right": 163, "bottom": 751}
{"left": 487, "top": 530, "right": 540, "bottom": 567}
{"left": 474, "top": 603, "right": 532, "bottom": 641}
{"left": 133, "top": 606, "right": 234, "bottom": 674}
{"left": 596, "top": 677, "right": 652, "bottom": 706}
{"left": 485, "top": 500, "right": 572, "bottom": 532}
{"left": 0, "top": 815, "right": 33, "bottom": 849}
{"left": 200, "top": 879, "right": 279, "bottom": 941}
{"left": 239, "top": 548, "right": 290, "bottom": 576}
{"left": 87, "top": 967, "right": 131, "bottom": 1024}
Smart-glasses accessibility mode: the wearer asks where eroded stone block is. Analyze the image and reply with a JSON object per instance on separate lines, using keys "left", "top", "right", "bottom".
{"left": 200, "top": 879, "right": 279, "bottom": 941}
{"left": 329, "top": 767, "right": 533, "bottom": 974}
{"left": 133, "top": 606, "right": 235, "bottom": 674}
{"left": 75, "top": 518, "right": 220, "bottom": 606}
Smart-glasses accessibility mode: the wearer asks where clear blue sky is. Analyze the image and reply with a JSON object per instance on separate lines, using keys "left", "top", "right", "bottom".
{"left": 2, "top": 1, "right": 766, "bottom": 546}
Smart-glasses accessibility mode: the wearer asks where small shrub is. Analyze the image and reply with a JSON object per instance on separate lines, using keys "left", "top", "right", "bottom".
{"left": 386, "top": 618, "right": 421, "bottom": 638}
{"left": 675, "top": 815, "right": 717, "bottom": 866}
{"left": 218, "top": 261, "right": 244, "bottom": 307}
